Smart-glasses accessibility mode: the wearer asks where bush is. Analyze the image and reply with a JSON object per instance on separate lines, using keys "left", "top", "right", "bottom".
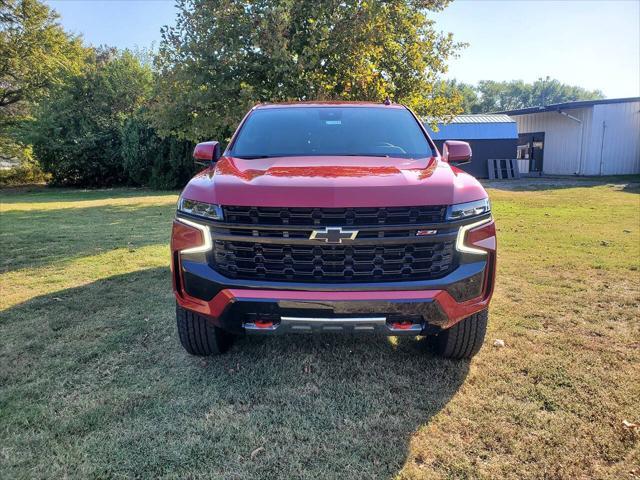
{"left": 0, "top": 159, "right": 50, "bottom": 186}
{"left": 121, "top": 115, "right": 195, "bottom": 190}
{"left": 0, "top": 139, "right": 49, "bottom": 186}
{"left": 26, "top": 49, "right": 153, "bottom": 187}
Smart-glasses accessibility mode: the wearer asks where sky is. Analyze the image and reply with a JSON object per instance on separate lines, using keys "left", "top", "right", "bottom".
{"left": 47, "top": 0, "right": 640, "bottom": 99}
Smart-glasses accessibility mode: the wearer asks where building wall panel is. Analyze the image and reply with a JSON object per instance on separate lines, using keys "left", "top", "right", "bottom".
{"left": 433, "top": 139, "right": 517, "bottom": 178}
{"left": 512, "top": 109, "right": 591, "bottom": 175}
{"left": 512, "top": 102, "right": 640, "bottom": 176}
{"left": 583, "top": 101, "right": 640, "bottom": 175}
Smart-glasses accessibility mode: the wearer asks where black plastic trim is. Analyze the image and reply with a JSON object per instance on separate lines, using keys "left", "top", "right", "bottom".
{"left": 181, "top": 258, "right": 487, "bottom": 297}
{"left": 176, "top": 211, "right": 491, "bottom": 231}
{"left": 215, "top": 298, "right": 448, "bottom": 335}
{"left": 209, "top": 231, "right": 457, "bottom": 246}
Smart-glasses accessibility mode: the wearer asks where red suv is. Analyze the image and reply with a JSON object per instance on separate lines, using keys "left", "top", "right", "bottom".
{"left": 171, "top": 102, "right": 496, "bottom": 359}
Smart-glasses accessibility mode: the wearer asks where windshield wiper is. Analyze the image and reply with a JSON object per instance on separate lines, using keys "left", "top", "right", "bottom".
{"left": 340, "top": 154, "right": 390, "bottom": 157}
{"left": 233, "top": 153, "right": 392, "bottom": 158}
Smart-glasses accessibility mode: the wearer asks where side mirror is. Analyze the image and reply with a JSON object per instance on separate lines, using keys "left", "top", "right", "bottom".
{"left": 193, "top": 141, "right": 221, "bottom": 166}
{"left": 442, "top": 140, "right": 472, "bottom": 165}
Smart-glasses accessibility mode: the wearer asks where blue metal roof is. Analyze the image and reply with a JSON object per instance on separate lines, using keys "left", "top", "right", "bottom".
{"left": 447, "top": 114, "right": 515, "bottom": 124}
{"left": 424, "top": 114, "right": 518, "bottom": 140}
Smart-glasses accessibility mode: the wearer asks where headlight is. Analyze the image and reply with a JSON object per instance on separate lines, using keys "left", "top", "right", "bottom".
{"left": 446, "top": 198, "right": 491, "bottom": 221}
{"left": 177, "top": 197, "right": 224, "bottom": 221}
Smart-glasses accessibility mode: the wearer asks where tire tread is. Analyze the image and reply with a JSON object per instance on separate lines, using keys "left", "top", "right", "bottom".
{"left": 434, "top": 309, "right": 488, "bottom": 359}
{"left": 176, "top": 304, "right": 232, "bottom": 356}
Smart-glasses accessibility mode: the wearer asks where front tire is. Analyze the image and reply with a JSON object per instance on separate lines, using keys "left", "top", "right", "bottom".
{"left": 432, "top": 309, "right": 488, "bottom": 359}
{"left": 176, "top": 304, "right": 233, "bottom": 356}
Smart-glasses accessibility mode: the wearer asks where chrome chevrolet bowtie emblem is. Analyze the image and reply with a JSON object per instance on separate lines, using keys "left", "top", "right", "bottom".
{"left": 309, "top": 227, "right": 359, "bottom": 244}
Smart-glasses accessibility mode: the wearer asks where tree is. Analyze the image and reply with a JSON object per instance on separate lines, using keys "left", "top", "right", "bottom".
{"left": 152, "top": 0, "right": 464, "bottom": 142}
{"left": 440, "top": 79, "right": 478, "bottom": 114}
{"left": 467, "top": 77, "right": 604, "bottom": 113}
{"left": 1, "top": 0, "right": 87, "bottom": 182}
{"left": 121, "top": 113, "right": 195, "bottom": 189}
{"left": 0, "top": 0, "right": 87, "bottom": 116}
{"left": 26, "top": 49, "right": 154, "bottom": 186}
{"left": 528, "top": 77, "right": 603, "bottom": 107}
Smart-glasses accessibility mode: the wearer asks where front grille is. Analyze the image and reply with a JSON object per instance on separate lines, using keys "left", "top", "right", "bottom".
{"left": 222, "top": 205, "right": 446, "bottom": 226}
{"left": 211, "top": 240, "right": 455, "bottom": 283}
{"left": 209, "top": 205, "right": 456, "bottom": 283}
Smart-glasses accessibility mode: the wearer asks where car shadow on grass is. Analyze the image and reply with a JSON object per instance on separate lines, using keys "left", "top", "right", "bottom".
{"left": 1, "top": 267, "right": 468, "bottom": 480}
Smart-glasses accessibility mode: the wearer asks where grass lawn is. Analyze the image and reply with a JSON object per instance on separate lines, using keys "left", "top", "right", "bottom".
{"left": 1, "top": 180, "right": 639, "bottom": 479}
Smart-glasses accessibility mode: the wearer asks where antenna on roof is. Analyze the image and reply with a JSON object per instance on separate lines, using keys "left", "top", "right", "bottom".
{"left": 383, "top": 96, "right": 392, "bottom": 106}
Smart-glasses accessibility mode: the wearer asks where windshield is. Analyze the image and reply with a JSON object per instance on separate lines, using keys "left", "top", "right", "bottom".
{"left": 229, "top": 107, "right": 434, "bottom": 158}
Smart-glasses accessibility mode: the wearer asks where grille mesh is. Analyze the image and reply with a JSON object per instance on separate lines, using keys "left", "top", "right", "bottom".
{"left": 212, "top": 240, "right": 455, "bottom": 283}
{"left": 222, "top": 205, "right": 446, "bottom": 226}
{"left": 211, "top": 205, "right": 455, "bottom": 283}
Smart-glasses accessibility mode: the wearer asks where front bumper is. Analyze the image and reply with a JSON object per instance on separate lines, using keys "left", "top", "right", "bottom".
{"left": 172, "top": 248, "right": 496, "bottom": 336}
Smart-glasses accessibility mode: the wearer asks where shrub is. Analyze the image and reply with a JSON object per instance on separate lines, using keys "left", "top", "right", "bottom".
{"left": 121, "top": 115, "right": 195, "bottom": 190}
{"left": 26, "top": 49, "right": 153, "bottom": 187}
{"left": 0, "top": 161, "right": 50, "bottom": 186}
{"left": 0, "top": 139, "right": 49, "bottom": 186}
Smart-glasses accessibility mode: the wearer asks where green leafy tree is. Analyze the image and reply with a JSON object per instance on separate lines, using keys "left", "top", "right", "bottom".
{"left": 152, "top": 0, "right": 464, "bottom": 142}
{"left": 0, "top": 0, "right": 87, "bottom": 181}
{"left": 528, "top": 77, "right": 604, "bottom": 107}
{"left": 26, "top": 49, "right": 153, "bottom": 186}
{"left": 121, "top": 113, "right": 195, "bottom": 189}
{"left": 0, "top": 0, "right": 87, "bottom": 116}
{"left": 469, "top": 77, "right": 604, "bottom": 113}
{"left": 0, "top": 138, "right": 49, "bottom": 185}
{"left": 440, "top": 79, "right": 478, "bottom": 114}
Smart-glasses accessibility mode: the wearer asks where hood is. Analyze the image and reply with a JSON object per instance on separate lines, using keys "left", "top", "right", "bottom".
{"left": 181, "top": 155, "right": 487, "bottom": 207}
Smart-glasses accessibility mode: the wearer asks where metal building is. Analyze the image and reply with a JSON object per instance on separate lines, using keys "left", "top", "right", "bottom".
{"left": 424, "top": 114, "right": 518, "bottom": 178}
{"left": 501, "top": 97, "right": 640, "bottom": 176}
